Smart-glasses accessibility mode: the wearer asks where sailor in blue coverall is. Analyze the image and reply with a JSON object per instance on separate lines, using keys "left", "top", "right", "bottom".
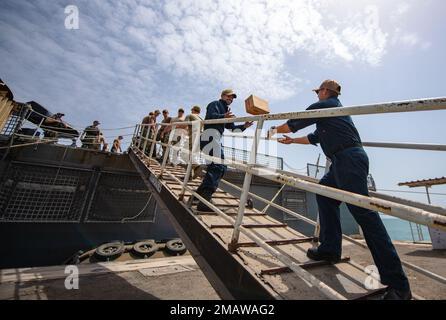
{"left": 268, "top": 80, "right": 411, "bottom": 300}
{"left": 195, "top": 89, "right": 253, "bottom": 212}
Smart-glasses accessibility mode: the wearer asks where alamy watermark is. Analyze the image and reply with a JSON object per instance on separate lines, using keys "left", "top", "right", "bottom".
{"left": 364, "top": 264, "right": 381, "bottom": 290}
{"left": 64, "top": 265, "right": 79, "bottom": 290}
{"left": 64, "top": 5, "right": 79, "bottom": 30}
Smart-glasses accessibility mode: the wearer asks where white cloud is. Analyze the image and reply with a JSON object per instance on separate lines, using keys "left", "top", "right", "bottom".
{"left": 1, "top": 0, "right": 423, "bottom": 125}
{"left": 397, "top": 2, "right": 411, "bottom": 16}
{"left": 124, "top": 0, "right": 390, "bottom": 100}
{"left": 391, "top": 28, "right": 431, "bottom": 50}
{"left": 401, "top": 33, "right": 419, "bottom": 46}
{"left": 340, "top": 6, "right": 388, "bottom": 66}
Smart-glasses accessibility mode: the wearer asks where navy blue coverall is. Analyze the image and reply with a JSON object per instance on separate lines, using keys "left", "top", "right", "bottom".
{"left": 287, "top": 97, "right": 410, "bottom": 292}
{"left": 197, "top": 99, "right": 246, "bottom": 194}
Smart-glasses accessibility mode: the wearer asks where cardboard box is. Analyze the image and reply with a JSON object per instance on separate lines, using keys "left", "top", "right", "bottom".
{"left": 245, "top": 95, "right": 270, "bottom": 115}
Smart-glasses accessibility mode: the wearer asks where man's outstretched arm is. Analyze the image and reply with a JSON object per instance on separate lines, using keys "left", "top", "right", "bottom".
{"left": 277, "top": 135, "right": 311, "bottom": 145}
{"left": 267, "top": 123, "right": 291, "bottom": 139}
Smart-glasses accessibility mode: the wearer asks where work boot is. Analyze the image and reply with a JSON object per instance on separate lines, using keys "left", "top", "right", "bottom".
{"left": 306, "top": 247, "right": 341, "bottom": 263}
{"left": 381, "top": 287, "right": 412, "bottom": 300}
{"left": 246, "top": 198, "right": 254, "bottom": 209}
{"left": 196, "top": 188, "right": 214, "bottom": 212}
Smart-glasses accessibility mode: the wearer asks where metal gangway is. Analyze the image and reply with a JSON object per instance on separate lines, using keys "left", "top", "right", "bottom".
{"left": 128, "top": 97, "right": 446, "bottom": 300}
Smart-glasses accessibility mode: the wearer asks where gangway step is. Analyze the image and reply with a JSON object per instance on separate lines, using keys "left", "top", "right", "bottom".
{"left": 351, "top": 287, "right": 389, "bottom": 300}
{"left": 235, "top": 237, "right": 317, "bottom": 248}
{"left": 260, "top": 257, "right": 351, "bottom": 275}
{"left": 195, "top": 210, "right": 267, "bottom": 217}
{"left": 210, "top": 223, "right": 288, "bottom": 229}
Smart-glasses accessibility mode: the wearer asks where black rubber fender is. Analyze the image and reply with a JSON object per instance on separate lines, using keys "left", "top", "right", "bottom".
{"left": 94, "top": 242, "right": 125, "bottom": 261}
{"left": 165, "top": 239, "right": 187, "bottom": 256}
{"left": 132, "top": 240, "right": 159, "bottom": 258}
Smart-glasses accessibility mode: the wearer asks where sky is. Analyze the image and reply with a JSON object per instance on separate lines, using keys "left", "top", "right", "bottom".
{"left": 1, "top": 0, "right": 445, "bottom": 207}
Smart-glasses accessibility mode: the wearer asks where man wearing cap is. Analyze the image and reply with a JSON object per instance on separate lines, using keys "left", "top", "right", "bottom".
{"left": 81, "top": 120, "right": 100, "bottom": 149}
{"left": 267, "top": 80, "right": 411, "bottom": 300}
{"left": 111, "top": 135, "right": 124, "bottom": 153}
{"left": 171, "top": 108, "right": 187, "bottom": 162}
{"left": 157, "top": 109, "right": 172, "bottom": 160}
{"left": 43, "top": 112, "right": 67, "bottom": 143}
{"left": 195, "top": 89, "right": 253, "bottom": 212}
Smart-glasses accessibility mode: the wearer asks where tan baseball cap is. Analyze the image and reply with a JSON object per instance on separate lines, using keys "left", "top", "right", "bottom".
{"left": 313, "top": 80, "right": 341, "bottom": 95}
{"left": 221, "top": 89, "right": 237, "bottom": 98}
{"left": 191, "top": 105, "right": 201, "bottom": 113}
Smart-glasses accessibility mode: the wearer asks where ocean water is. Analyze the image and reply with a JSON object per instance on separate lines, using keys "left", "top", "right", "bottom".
{"left": 379, "top": 214, "right": 431, "bottom": 242}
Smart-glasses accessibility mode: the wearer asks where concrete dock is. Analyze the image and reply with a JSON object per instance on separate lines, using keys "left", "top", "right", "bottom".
{"left": 0, "top": 255, "right": 219, "bottom": 300}
{"left": 0, "top": 241, "right": 444, "bottom": 300}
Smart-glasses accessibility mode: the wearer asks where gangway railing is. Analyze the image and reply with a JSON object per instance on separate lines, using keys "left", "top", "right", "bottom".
{"left": 130, "top": 96, "right": 446, "bottom": 299}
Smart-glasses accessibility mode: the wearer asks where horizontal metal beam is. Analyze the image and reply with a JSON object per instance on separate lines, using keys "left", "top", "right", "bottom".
{"left": 362, "top": 141, "right": 446, "bottom": 152}
{"left": 194, "top": 151, "right": 446, "bottom": 231}
{"left": 144, "top": 136, "right": 446, "bottom": 230}
{"left": 225, "top": 133, "right": 446, "bottom": 152}
{"left": 138, "top": 97, "right": 446, "bottom": 126}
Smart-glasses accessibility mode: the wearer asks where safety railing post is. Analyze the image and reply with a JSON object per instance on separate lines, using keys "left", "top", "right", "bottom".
{"left": 148, "top": 124, "right": 160, "bottom": 164}
{"left": 159, "top": 124, "right": 176, "bottom": 178}
{"left": 261, "top": 184, "right": 286, "bottom": 214}
{"left": 141, "top": 124, "right": 150, "bottom": 156}
{"left": 229, "top": 119, "right": 264, "bottom": 251}
{"left": 135, "top": 124, "right": 142, "bottom": 149}
{"left": 179, "top": 121, "right": 200, "bottom": 202}
{"left": 131, "top": 124, "right": 138, "bottom": 147}
{"left": 313, "top": 157, "right": 330, "bottom": 241}
{"left": 32, "top": 117, "right": 45, "bottom": 139}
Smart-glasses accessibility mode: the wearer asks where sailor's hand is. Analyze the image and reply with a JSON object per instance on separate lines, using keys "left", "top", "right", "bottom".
{"left": 224, "top": 108, "right": 235, "bottom": 118}
{"left": 266, "top": 126, "right": 277, "bottom": 140}
{"left": 243, "top": 121, "right": 254, "bottom": 129}
{"left": 278, "top": 134, "right": 294, "bottom": 144}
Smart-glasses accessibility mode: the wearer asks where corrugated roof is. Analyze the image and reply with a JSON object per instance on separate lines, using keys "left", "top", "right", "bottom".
{"left": 398, "top": 177, "right": 446, "bottom": 188}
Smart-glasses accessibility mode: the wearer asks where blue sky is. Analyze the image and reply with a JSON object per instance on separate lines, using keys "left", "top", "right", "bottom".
{"left": 1, "top": 0, "right": 445, "bottom": 207}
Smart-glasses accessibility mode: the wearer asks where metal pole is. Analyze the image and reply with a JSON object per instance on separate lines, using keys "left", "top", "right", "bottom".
{"left": 227, "top": 133, "right": 446, "bottom": 152}
{"left": 32, "top": 117, "right": 45, "bottom": 138}
{"left": 230, "top": 119, "right": 263, "bottom": 250}
{"left": 313, "top": 157, "right": 329, "bottom": 240}
{"left": 425, "top": 186, "right": 432, "bottom": 204}
{"left": 362, "top": 141, "right": 446, "bottom": 152}
{"left": 179, "top": 121, "right": 201, "bottom": 201}
{"left": 159, "top": 124, "right": 176, "bottom": 177}
{"left": 261, "top": 184, "right": 286, "bottom": 214}
{"left": 141, "top": 124, "right": 150, "bottom": 156}
{"left": 135, "top": 124, "right": 142, "bottom": 149}
{"left": 148, "top": 124, "right": 159, "bottom": 163}
{"left": 131, "top": 124, "right": 138, "bottom": 147}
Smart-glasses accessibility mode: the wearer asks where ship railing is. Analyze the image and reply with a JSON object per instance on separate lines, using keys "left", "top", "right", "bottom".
{"left": 131, "top": 97, "right": 446, "bottom": 299}
{"left": 0, "top": 104, "right": 136, "bottom": 152}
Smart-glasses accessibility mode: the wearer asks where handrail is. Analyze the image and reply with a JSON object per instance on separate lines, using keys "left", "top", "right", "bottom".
{"left": 139, "top": 135, "right": 446, "bottom": 231}
{"left": 361, "top": 141, "right": 446, "bottom": 152}
{"left": 136, "top": 97, "right": 446, "bottom": 127}
{"left": 224, "top": 132, "right": 446, "bottom": 152}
